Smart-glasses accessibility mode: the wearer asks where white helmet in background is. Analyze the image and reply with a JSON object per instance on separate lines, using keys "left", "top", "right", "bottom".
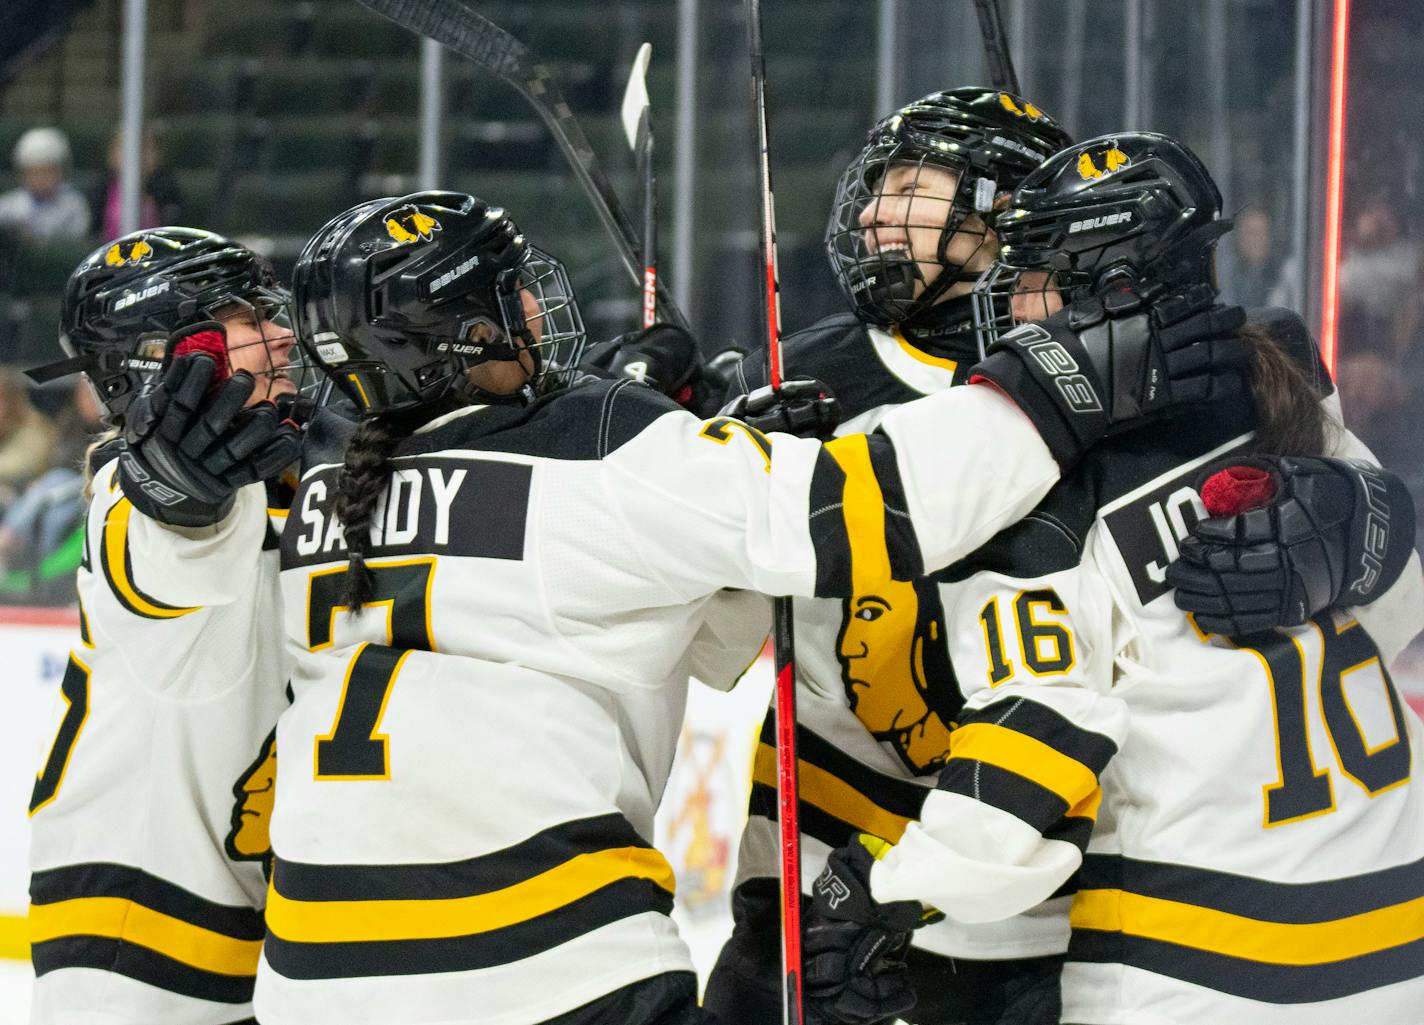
{"left": 14, "top": 127, "right": 71, "bottom": 170}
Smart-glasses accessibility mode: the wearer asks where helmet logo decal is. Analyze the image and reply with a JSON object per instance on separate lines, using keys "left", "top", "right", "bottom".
{"left": 1077, "top": 142, "right": 1131, "bottom": 180}
{"left": 104, "top": 239, "right": 153, "bottom": 267}
{"left": 999, "top": 94, "right": 1046, "bottom": 121}
{"left": 385, "top": 205, "right": 442, "bottom": 245}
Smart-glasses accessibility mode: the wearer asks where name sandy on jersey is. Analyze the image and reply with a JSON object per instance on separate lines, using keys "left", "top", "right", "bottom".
{"left": 282, "top": 456, "right": 533, "bottom": 569}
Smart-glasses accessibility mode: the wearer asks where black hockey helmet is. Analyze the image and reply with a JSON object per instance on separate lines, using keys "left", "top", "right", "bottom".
{"left": 36, "top": 227, "right": 287, "bottom": 422}
{"left": 996, "top": 131, "right": 1227, "bottom": 300}
{"left": 292, "top": 190, "right": 585, "bottom": 417}
{"left": 826, "top": 87, "right": 1073, "bottom": 329}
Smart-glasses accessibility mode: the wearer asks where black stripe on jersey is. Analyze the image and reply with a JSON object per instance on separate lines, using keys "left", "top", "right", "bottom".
{"left": 273, "top": 813, "right": 652, "bottom": 901}
{"left": 865, "top": 433, "right": 923, "bottom": 581}
{"left": 807, "top": 450, "right": 852, "bottom": 598}
{"left": 263, "top": 876, "right": 673, "bottom": 980}
{"left": 30, "top": 862, "right": 264, "bottom": 940}
{"left": 31, "top": 935, "right": 255, "bottom": 1003}
{"left": 749, "top": 780, "right": 863, "bottom": 852}
{"left": 936, "top": 759, "right": 1094, "bottom": 842}
{"left": 1067, "top": 929, "right": 1424, "bottom": 1004}
{"left": 757, "top": 716, "right": 930, "bottom": 819}
{"left": 957, "top": 697, "right": 1118, "bottom": 778}
{"left": 1079, "top": 852, "right": 1424, "bottom": 925}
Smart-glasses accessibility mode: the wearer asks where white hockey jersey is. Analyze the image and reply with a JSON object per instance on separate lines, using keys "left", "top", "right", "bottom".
{"left": 28, "top": 454, "right": 291, "bottom": 1025}
{"left": 256, "top": 375, "right": 1061, "bottom": 1025}
{"left": 863, "top": 373, "right": 1424, "bottom": 1023}
{"left": 730, "top": 315, "right": 1077, "bottom": 960}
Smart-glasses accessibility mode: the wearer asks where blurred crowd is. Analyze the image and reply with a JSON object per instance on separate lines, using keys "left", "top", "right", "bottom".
{"left": 0, "top": 124, "right": 177, "bottom": 604}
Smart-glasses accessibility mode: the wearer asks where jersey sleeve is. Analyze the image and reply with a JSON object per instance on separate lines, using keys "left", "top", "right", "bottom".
{"left": 685, "top": 588, "right": 771, "bottom": 691}
{"left": 604, "top": 381, "right": 1060, "bottom": 602}
{"left": 1322, "top": 400, "right": 1424, "bottom": 665}
{"left": 867, "top": 526, "right": 1127, "bottom": 923}
{"left": 91, "top": 458, "right": 273, "bottom": 612}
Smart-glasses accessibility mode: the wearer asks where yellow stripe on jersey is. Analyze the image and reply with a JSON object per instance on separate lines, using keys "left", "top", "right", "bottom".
{"left": 753, "top": 741, "right": 913, "bottom": 842}
{"left": 824, "top": 434, "right": 892, "bottom": 590}
{"left": 100, "top": 499, "right": 201, "bottom": 619}
{"left": 948, "top": 721, "right": 1102, "bottom": 819}
{"left": 1071, "top": 888, "right": 1424, "bottom": 965}
{"left": 265, "top": 845, "right": 675, "bottom": 944}
{"left": 29, "top": 897, "right": 261, "bottom": 976}
{"left": 891, "top": 330, "right": 959, "bottom": 374}
{"left": 0, "top": 914, "right": 26, "bottom": 960}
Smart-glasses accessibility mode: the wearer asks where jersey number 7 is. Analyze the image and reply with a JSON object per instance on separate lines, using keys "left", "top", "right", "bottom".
{"left": 307, "top": 558, "right": 435, "bottom": 780}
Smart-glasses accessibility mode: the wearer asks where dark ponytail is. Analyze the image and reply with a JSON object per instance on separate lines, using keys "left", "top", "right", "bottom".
{"left": 334, "top": 417, "right": 400, "bottom": 610}
{"left": 1242, "top": 321, "right": 1328, "bottom": 458}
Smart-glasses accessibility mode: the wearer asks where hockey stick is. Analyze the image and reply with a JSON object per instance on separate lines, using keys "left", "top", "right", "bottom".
{"left": 620, "top": 42, "right": 658, "bottom": 329}
{"left": 354, "top": 0, "right": 690, "bottom": 332}
{"left": 971, "top": 0, "right": 1021, "bottom": 95}
{"left": 743, "top": 1, "right": 802, "bottom": 1023}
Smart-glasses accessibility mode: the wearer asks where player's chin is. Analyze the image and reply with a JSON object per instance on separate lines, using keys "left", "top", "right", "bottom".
{"left": 265, "top": 377, "right": 298, "bottom": 401}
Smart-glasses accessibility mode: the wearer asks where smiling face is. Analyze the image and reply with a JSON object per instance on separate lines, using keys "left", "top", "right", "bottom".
{"left": 218, "top": 300, "right": 297, "bottom": 405}
{"left": 857, "top": 162, "right": 998, "bottom": 302}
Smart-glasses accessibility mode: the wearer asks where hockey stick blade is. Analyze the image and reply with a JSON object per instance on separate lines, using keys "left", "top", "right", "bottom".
{"left": 620, "top": 42, "right": 652, "bottom": 153}
{"left": 354, "top": 0, "right": 689, "bottom": 331}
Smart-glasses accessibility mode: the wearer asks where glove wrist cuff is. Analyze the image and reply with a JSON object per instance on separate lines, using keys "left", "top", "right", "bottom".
{"left": 118, "top": 449, "right": 236, "bottom": 528}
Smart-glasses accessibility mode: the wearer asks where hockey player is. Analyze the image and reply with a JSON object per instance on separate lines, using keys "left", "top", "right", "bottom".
{"left": 799, "top": 133, "right": 1424, "bottom": 1025}
{"left": 706, "top": 88, "right": 1423, "bottom": 1025}
{"left": 706, "top": 88, "right": 1088, "bottom": 1025}
{"left": 26, "top": 227, "right": 303, "bottom": 1025}
{"left": 254, "top": 188, "right": 1246, "bottom": 1025}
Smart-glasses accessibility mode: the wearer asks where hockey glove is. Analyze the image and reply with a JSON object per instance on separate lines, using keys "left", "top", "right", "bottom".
{"left": 1167, "top": 456, "right": 1417, "bottom": 636}
{"left": 970, "top": 284, "right": 1249, "bottom": 468}
{"left": 804, "top": 834, "right": 941, "bottom": 1025}
{"left": 719, "top": 378, "right": 841, "bottom": 441}
{"left": 119, "top": 327, "right": 302, "bottom": 528}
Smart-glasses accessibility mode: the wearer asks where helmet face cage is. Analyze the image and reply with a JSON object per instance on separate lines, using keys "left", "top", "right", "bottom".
{"left": 970, "top": 263, "right": 1067, "bottom": 357}
{"left": 501, "top": 245, "right": 586, "bottom": 391}
{"left": 205, "top": 286, "right": 321, "bottom": 415}
{"left": 826, "top": 140, "right": 997, "bottom": 328}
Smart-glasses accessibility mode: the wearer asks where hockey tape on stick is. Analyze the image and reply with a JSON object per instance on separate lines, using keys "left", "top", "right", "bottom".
{"left": 354, "top": 0, "right": 689, "bottom": 331}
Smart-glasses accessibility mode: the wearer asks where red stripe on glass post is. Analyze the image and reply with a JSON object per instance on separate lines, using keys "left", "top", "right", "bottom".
{"left": 1320, "top": 0, "right": 1351, "bottom": 377}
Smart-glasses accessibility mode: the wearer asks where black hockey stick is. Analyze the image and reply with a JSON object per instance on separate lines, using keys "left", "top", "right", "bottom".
{"left": 620, "top": 42, "right": 658, "bottom": 328}
{"left": 971, "top": 0, "right": 1021, "bottom": 94}
{"left": 354, "top": 0, "right": 690, "bottom": 331}
{"left": 743, "top": 1, "right": 802, "bottom": 1024}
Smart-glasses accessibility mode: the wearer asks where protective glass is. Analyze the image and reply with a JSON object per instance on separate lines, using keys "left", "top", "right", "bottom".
{"left": 826, "top": 141, "right": 999, "bottom": 326}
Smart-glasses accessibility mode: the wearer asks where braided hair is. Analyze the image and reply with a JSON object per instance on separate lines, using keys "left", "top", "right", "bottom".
{"left": 333, "top": 417, "right": 400, "bottom": 609}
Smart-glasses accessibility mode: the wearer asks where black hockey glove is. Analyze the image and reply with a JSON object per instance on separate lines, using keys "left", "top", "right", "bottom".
{"left": 119, "top": 334, "right": 301, "bottom": 528}
{"left": 970, "top": 284, "right": 1249, "bottom": 468}
{"left": 1167, "top": 456, "right": 1417, "bottom": 636}
{"left": 719, "top": 378, "right": 841, "bottom": 441}
{"left": 803, "top": 834, "right": 941, "bottom": 1025}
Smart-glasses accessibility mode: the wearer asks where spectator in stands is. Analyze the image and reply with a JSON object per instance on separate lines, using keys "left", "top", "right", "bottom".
{"left": 0, "top": 377, "right": 101, "bottom": 602}
{"left": 1232, "top": 205, "right": 1288, "bottom": 308}
{"left": 0, "top": 367, "right": 55, "bottom": 506}
{"left": 0, "top": 127, "right": 91, "bottom": 242}
{"left": 1339, "top": 193, "right": 1417, "bottom": 352}
{"left": 90, "top": 127, "right": 183, "bottom": 241}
